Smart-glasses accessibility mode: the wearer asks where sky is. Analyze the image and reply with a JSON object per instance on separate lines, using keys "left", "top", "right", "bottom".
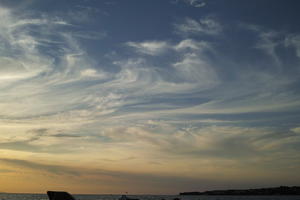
{"left": 0, "top": 0, "right": 300, "bottom": 195}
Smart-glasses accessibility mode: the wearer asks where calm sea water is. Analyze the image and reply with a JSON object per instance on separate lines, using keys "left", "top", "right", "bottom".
{"left": 0, "top": 193, "right": 300, "bottom": 200}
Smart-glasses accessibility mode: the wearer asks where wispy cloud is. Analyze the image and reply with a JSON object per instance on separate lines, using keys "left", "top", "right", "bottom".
{"left": 184, "top": 0, "right": 206, "bottom": 8}
{"left": 174, "top": 39, "right": 210, "bottom": 51}
{"left": 98, "top": 124, "right": 300, "bottom": 160}
{"left": 175, "top": 17, "right": 222, "bottom": 36}
{"left": 173, "top": 0, "right": 206, "bottom": 8}
{"left": 285, "top": 34, "right": 300, "bottom": 58}
{"left": 0, "top": 157, "right": 232, "bottom": 194}
{"left": 126, "top": 41, "right": 171, "bottom": 55}
{"left": 0, "top": 158, "right": 81, "bottom": 176}
{"left": 291, "top": 127, "right": 300, "bottom": 134}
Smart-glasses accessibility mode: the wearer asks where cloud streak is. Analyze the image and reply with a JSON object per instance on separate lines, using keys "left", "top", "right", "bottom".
{"left": 175, "top": 17, "right": 222, "bottom": 36}
{"left": 174, "top": 0, "right": 206, "bottom": 8}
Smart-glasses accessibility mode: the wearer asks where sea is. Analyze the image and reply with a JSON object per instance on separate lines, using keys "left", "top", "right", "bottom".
{"left": 0, "top": 193, "right": 300, "bottom": 200}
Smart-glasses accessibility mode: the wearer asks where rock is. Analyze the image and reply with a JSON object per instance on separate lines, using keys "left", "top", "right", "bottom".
{"left": 47, "top": 191, "right": 76, "bottom": 200}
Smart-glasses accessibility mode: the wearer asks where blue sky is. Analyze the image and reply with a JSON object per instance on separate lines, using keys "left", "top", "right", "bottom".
{"left": 0, "top": 0, "right": 300, "bottom": 194}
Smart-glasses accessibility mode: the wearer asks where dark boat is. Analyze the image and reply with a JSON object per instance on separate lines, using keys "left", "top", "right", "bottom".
{"left": 119, "top": 195, "right": 139, "bottom": 200}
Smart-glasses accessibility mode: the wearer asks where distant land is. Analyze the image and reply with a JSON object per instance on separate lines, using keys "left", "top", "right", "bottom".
{"left": 180, "top": 186, "right": 300, "bottom": 195}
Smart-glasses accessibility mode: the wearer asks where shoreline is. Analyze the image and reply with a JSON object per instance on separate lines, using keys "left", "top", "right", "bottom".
{"left": 180, "top": 186, "right": 300, "bottom": 196}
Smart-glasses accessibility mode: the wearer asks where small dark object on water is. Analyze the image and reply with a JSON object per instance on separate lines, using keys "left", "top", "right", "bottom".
{"left": 47, "top": 191, "right": 76, "bottom": 200}
{"left": 119, "top": 195, "right": 139, "bottom": 200}
{"left": 173, "top": 198, "right": 180, "bottom": 200}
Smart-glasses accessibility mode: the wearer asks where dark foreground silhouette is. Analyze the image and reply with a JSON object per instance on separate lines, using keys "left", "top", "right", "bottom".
{"left": 47, "top": 191, "right": 76, "bottom": 200}
{"left": 180, "top": 186, "right": 300, "bottom": 195}
{"left": 47, "top": 191, "right": 140, "bottom": 200}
